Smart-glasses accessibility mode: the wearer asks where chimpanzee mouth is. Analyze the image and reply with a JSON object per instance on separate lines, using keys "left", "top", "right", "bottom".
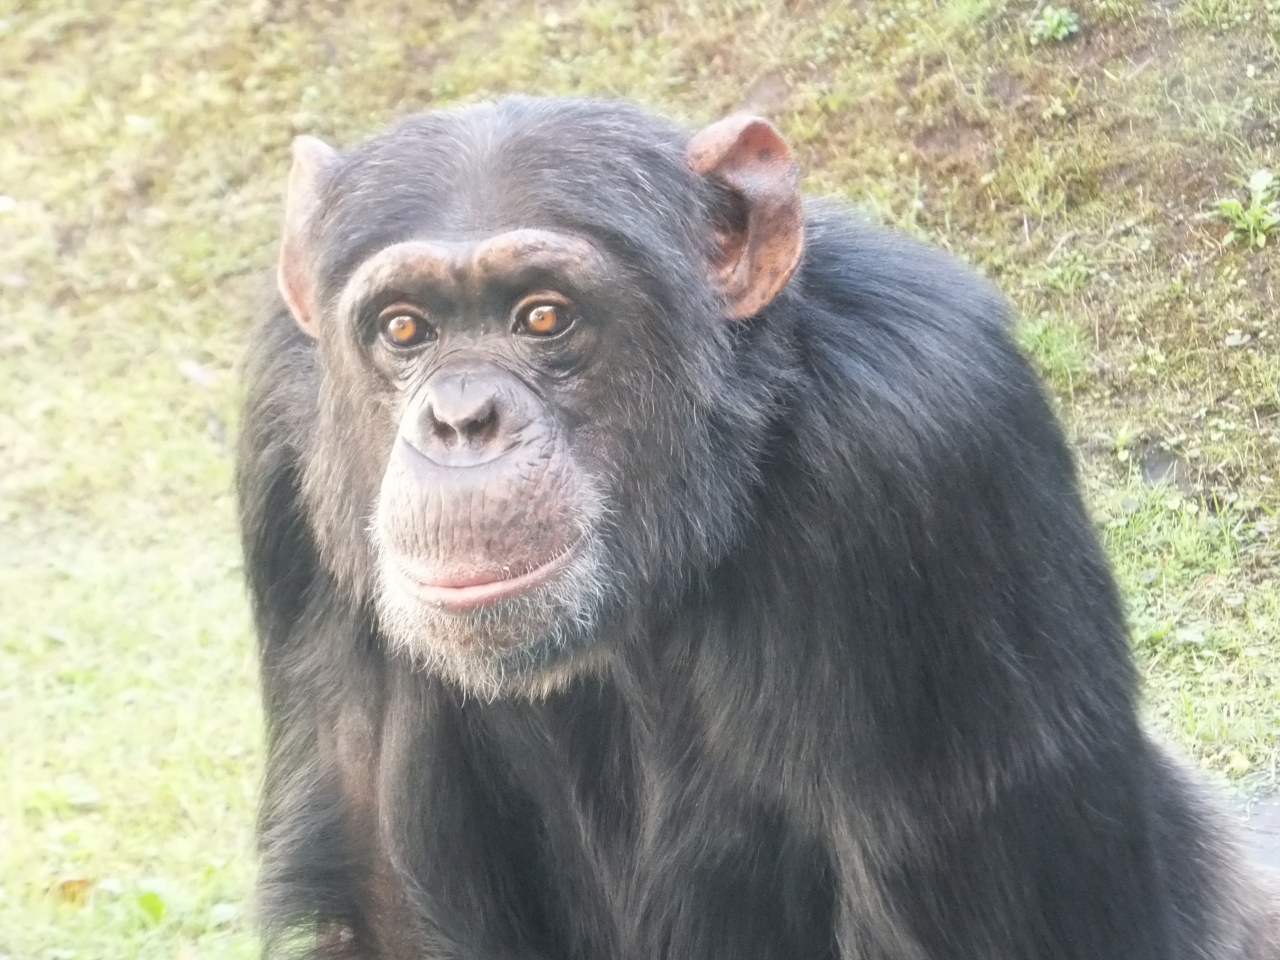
{"left": 391, "top": 540, "right": 584, "bottom": 612}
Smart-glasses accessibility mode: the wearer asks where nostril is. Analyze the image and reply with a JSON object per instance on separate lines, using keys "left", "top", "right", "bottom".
{"left": 429, "top": 412, "right": 458, "bottom": 448}
{"left": 464, "top": 404, "right": 500, "bottom": 445}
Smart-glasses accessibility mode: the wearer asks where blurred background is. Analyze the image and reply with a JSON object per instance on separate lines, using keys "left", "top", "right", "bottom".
{"left": 1, "top": 0, "right": 1278, "bottom": 956}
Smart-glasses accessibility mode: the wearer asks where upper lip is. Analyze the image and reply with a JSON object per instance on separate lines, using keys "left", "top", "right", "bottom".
{"left": 401, "top": 434, "right": 525, "bottom": 469}
{"left": 392, "top": 541, "right": 581, "bottom": 611}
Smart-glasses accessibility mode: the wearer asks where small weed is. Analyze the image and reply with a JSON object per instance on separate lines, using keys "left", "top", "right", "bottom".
{"left": 1042, "top": 249, "right": 1096, "bottom": 294}
{"left": 1092, "top": 0, "right": 1142, "bottom": 22}
{"left": 1016, "top": 312, "right": 1088, "bottom": 392}
{"left": 1012, "top": 141, "right": 1069, "bottom": 220}
{"left": 939, "top": 0, "right": 1006, "bottom": 37}
{"left": 1041, "top": 96, "right": 1068, "bottom": 121}
{"left": 1216, "top": 169, "right": 1279, "bottom": 248}
{"left": 1029, "top": 5, "right": 1081, "bottom": 44}
{"left": 1180, "top": 0, "right": 1252, "bottom": 29}
{"left": 1109, "top": 424, "right": 1145, "bottom": 464}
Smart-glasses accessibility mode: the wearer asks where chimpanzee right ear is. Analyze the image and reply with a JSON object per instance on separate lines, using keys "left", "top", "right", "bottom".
{"left": 686, "top": 114, "right": 804, "bottom": 320}
{"left": 278, "top": 135, "right": 338, "bottom": 338}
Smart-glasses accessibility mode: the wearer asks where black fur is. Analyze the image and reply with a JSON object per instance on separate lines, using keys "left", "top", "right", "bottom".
{"left": 238, "top": 96, "right": 1276, "bottom": 959}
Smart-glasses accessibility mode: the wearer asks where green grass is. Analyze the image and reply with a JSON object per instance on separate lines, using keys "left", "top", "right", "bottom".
{"left": 2, "top": 0, "right": 1278, "bottom": 955}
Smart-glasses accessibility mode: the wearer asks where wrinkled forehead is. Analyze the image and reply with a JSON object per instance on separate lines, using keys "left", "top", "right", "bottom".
{"left": 313, "top": 105, "right": 701, "bottom": 296}
{"left": 314, "top": 140, "right": 530, "bottom": 284}
{"left": 335, "top": 230, "right": 611, "bottom": 316}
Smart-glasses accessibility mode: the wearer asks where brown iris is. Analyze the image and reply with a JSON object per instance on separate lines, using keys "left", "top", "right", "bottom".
{"left": 379, "top": 308, "right": 430, "bottom": 348}
{"left": 515, "top": 296, "right": 573, "bottom": 338}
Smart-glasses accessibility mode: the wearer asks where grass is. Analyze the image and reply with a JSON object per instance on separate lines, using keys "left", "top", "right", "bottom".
{"left": 1, "top": 0, "right": 1278, "bottom": 956}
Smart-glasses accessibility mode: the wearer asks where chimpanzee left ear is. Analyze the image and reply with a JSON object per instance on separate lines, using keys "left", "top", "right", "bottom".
{"left": 686, "top": 114, "right": 804, "bottom": 320}
{"left": 278, "top": 135, "right": 338, "bottom": 338}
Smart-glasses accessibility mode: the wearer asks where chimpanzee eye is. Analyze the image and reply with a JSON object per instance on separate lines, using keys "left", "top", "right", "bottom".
{"left": 513, "top": 296, "right": 574, "bottom": 338}
{"left": 378, "top": 306, "right": 434, "bottom": 348}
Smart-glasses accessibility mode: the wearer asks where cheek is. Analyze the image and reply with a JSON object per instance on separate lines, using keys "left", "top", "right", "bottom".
{"left": 565, "top": 367, "right": 697, "bottom": 487}
{"left": 317, "top": 351, "right": 404, "bottom": 470}
{"left": 299, "top": 365, "right": 403, "bottom": 597}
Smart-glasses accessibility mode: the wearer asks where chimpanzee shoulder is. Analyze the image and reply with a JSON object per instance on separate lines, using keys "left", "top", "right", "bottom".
{"left": 757, "top": 201, "right": 1086, "bottom": 548}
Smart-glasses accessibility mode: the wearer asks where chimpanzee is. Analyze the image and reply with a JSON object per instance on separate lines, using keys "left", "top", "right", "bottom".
{"left": 237, "top": 95, "right": 1278, "bottom": 959}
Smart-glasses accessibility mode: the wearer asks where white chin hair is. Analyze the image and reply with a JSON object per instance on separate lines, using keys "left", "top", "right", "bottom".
{"left": 372, "top": 538, "right": 610, "bottom": 700}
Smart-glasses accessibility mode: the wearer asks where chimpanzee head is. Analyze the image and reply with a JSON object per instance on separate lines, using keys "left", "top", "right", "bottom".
{"left": 276, "top": 97, "right": 804, "bottom": 697}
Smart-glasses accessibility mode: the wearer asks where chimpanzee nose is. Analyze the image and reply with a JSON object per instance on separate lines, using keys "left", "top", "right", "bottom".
{"left": 424, "top": 374, "right": 501, "bottom": 447}
{"left": 409, "top": 369, "right": 539, "bottom": 468}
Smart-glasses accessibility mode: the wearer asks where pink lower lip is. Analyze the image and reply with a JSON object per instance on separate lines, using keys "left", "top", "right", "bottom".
{"left": 394, "top": 544, "right": 579, "bottom": 611}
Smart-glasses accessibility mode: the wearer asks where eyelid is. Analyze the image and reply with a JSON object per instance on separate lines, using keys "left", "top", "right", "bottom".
{"left": 512, "top": 290, "right": 571, "bottom": 312}
{"left": 377, "top": 301, "right": 428, "bottom": 320}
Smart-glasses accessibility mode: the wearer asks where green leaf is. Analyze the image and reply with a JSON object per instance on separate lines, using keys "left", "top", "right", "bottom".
{"left": 137, "top": 889, "right": 165, "bottom": 925}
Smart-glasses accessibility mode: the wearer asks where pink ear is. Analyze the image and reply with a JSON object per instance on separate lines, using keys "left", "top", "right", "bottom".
{"left": 278, "top": 135, "right": 338, "bottom": 338}
{"left": 686, "top": 115, "right": 804, "bottom": 320}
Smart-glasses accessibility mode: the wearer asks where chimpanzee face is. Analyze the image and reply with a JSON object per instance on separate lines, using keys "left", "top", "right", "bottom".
{"left": 330, "top": 227, "right": 635, "bottom": 694}
{"left": 275, "top": 101, "right": 803, "bottom": 698}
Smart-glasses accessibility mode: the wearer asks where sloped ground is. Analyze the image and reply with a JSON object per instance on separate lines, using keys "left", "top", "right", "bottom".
{"left": 1, "top": 0, "right": 1277, "bottom": 955}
